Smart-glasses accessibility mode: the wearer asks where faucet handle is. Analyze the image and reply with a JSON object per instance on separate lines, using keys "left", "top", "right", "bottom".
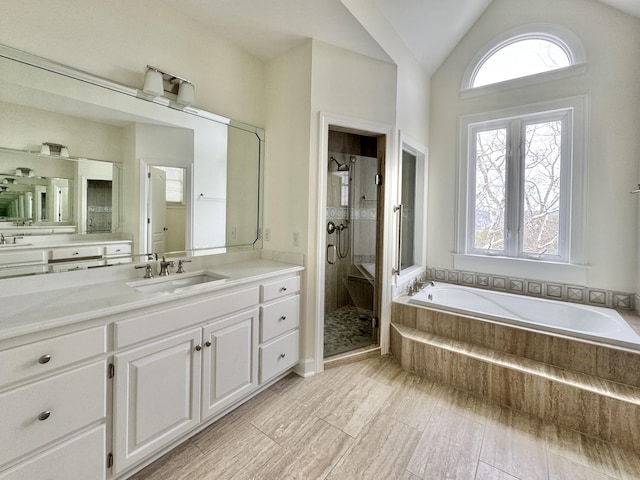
{"left": 176, "top": 259, "right": 192, "bottom": 274}
{"left": 135, "top": 264, "right": 154, "bottom": 278}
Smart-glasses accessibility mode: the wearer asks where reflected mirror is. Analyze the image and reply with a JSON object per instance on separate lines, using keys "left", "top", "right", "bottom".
{"left": 0, "top": 44, "right": 263, "bottom": 277}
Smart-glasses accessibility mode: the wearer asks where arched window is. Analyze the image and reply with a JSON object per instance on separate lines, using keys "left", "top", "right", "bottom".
{"left": 473, "top": 38, "right": 570, "bottom": 87}
{"left": 462, "top": 24, "right": 586, "bottom": 93}
{"left": 456, "top": 25, "right": 589, "bottom": 282}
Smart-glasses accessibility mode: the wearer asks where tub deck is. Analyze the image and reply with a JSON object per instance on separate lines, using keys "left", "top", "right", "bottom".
{"left": 391, "top": 296, "right": 640, "bottom": 455}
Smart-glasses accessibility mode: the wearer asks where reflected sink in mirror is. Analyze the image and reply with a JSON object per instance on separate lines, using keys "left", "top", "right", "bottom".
{"left": 0, "top": 243, "right": 33, "bottom": 248}
{"left": 127, "top": 271, "right": 228, "bottom": 294}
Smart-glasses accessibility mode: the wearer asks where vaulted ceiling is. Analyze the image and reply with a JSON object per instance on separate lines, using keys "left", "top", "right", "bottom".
{"left": 161, "top": 0, "right": 640, "bottom": 76}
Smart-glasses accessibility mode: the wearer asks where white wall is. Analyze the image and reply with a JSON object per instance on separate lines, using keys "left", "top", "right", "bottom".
{"left": 310, "top": 40, "right": 397, "bottom": 365}
{"left": 264, "top": 41, "right": 313, "bottom": 365}
{"left": 0, "top": 0, "right": 265, "bottom": 127}
{"left": 264, "top": 39, "right": 399, "bottom": 368}
{"left": 428, "top": 0, "right": 640, "bottom": 292}
{"left": 341, "top": 0, "right": 430, "bottom": 145}
{"left": 0, "top": 101, "right": 122, "bottom": 161}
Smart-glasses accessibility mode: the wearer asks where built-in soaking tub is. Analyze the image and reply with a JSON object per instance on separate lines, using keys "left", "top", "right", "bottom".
{"left": 409, "top": 282, "right": 640, "bottom": 351}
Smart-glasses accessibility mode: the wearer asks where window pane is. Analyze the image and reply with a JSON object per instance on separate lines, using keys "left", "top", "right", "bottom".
{"left": 157, "top": 166, "right": 184, "bottom": 203}
{"left": 473, "top": 39, "right": 570, "bottom": 88}
{"left": 474, "top": 128, "right": 506, "bottom": 251}
{"left": 523, "top": 120, "right": 562, "bottom": 255}
{"left": 401, "top": 150, "right": 417, "bottom": 269}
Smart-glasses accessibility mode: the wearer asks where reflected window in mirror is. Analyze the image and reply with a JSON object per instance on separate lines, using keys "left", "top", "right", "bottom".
{"left": 157, "top": 166, "right": 185, "bottom": 204}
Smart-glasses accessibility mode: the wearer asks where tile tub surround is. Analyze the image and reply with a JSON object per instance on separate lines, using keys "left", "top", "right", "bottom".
{"left": 421, "top": 267, "right": 635, "bottom": 311}
{"left": 391, "top": 299, "right": 640, "bottom": 455}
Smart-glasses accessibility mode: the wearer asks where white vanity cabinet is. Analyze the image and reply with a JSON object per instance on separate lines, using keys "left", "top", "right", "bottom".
{"left": 113, "top": 328, "right": 202, "bottom": 474}
{"left": 112, "top": 309, "right": 260, "bottom": 474}
{"left": 112, "top": 286, "right": 261, "bottom": 475}
{"left": 0, "top": 326, "right": 108, "bottom": 480}
{"left": 0, "top": 249, "right": 47, "bottom": 277}
{"left": 259, "top": 276, "right": 301, "bottom": 384}
{"left": 201, "top": 309, "right": 259, "bottom": 419}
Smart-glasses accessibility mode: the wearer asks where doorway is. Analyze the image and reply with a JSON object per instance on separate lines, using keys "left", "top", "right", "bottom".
{"left": 323, "top": 128, "right": 385, "bottom": 358}
{"left": 86, "top": 179, "right": 112, "bottom": 233}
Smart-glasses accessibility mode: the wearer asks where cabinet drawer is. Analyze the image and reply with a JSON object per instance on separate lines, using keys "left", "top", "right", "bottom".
{"left": 0, "top": 361, "right": 106, "bottom": 467}
{"left": 260, "top": 276, "right": 300, "bottom": 302}
{"left": 115, "top": 286, "right": 259, "bottom": 348}
{"left": 105, "top": 243, "right": 132, "bottom": 256}
{"left": 0, "top": 425, "right": 106, "bottom": 480}
{"left": 259, "top": 330, "right": 299, "bottom": 384}
{"left": 49, "top": 246, "right": 102, "bottom": 261}
{"left": 260, "top": 295, "right": 300, "bottom": 343}
{"left": 0, "top": 250, "right": 46, "bottom": 265}
{"left": 0, "top": 326, "right": 107, "bottom": 388}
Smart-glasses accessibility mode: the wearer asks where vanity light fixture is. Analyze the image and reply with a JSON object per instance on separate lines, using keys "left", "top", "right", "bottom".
{"left": 176, "top": 80, "right": 195, "bottom": 106}
{"left": 142, "top": 65, "right": 195, "bottom": 106}
{"left": 143, "top": 66, "right": 164, "bottom": 97}
{"left": 40, "top": 142, "right": 68, "bottom": 156}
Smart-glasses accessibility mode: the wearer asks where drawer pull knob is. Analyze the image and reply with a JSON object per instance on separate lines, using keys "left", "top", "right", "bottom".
{"left": 195, "top": 344, "right": 202, "bottom": 351}
{"left": 38, "top": 354, "right": 52, "bottom": 364}
{"left": 279, "top": 315, "right": 286, "bottom": 321}
{"left": 37, "top": 410, "right": 51, "bottom": 421}
{"left": 205, "top": 341, "right": 212, "bottom": 347}
{"left": 280, "top": 287, "right": 287, "bottom": 292}
{"left": 279, "top": 353, "right": 286, "bottom": 359}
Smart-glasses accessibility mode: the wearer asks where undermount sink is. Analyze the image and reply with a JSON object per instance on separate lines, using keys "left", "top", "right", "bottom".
{"left": 127, "top": 271, "right": 228, "bottom": 294}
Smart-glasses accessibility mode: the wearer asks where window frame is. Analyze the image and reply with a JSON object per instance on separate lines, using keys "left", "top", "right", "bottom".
{"left": 461, "top": 23, "right": 587, "bottom": 99}
{"left": 466, "top": 110, "right": 572, "bottom": 261}
{"left": 455, "top": 96, "right": 589, "bottom": 284}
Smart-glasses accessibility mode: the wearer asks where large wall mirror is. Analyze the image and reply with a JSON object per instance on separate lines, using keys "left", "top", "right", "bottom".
{"left": 0, "top": 44, "right": 263, "bottom": 277}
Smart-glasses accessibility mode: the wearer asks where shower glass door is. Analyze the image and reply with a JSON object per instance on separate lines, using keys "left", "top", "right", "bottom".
{"left": 324, "top": 131, "right": 380, "bottom": 357}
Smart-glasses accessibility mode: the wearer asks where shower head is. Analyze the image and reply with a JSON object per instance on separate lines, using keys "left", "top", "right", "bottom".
{"left": 330, "top": 156, "right": 350, "bottom": 172}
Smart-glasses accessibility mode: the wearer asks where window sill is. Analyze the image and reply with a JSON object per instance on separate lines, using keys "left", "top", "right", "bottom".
{"left": 452, "top": 254, "right": 587, "bottom": 285}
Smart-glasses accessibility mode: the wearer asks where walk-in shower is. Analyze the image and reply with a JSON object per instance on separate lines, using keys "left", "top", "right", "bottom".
{"left": 324, "top": 141, "right": 379, "bottom": 357}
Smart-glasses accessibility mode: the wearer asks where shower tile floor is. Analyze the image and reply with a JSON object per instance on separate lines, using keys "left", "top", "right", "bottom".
{"left": 324, "top": 304, "right": 375, "bottom": 357}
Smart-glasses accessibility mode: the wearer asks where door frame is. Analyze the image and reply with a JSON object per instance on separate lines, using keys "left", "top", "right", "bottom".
{"left": 315, "top": 112, "right": 395, "bottom": 374}
{"left": 138, "top": 158, "right": 193, "bottom": 256}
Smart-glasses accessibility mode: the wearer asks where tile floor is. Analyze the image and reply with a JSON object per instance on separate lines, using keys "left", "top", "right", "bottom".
{"left": 129, "top": 355, "right": 640, "bottom": 480}
{"left": 324, "top": 304, "right": 374, "bottom": 357}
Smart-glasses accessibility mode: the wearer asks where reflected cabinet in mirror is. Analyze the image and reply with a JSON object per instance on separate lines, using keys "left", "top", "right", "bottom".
{"left": 0, "top": 44, "right": 263, "bottom": 277}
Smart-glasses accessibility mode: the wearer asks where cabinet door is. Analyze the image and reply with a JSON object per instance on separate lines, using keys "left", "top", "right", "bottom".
{"left": 113, "top": 329, "right": 201, "bottom": 475}
{"left": 201, "top": 309, "right": 259, "bottom": 420}
{"left": 0, "top": 425, "right": 106, "bottom": 480}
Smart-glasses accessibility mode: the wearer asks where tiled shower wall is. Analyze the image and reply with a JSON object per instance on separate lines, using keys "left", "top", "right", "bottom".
{"left": 325, "top": 171, "right": 351, "bottom": 314}
{"left": 395, "top": 266, "right": 635, "bottom": 311}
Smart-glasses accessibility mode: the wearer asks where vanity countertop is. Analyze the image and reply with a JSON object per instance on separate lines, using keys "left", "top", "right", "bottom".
{"left": 0, "top": 238, "right": 132, "bottom": 251}
{"left": 0, "top": 258, "right": 303, "bottom": 341}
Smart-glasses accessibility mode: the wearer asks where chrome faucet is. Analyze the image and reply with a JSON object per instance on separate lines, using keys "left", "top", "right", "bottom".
{"left": 135, "top": 264, "right": 154, "bottom": 278}
{"left": 159, "top": 256, "right": 175, "bottom": 276}
{"left": 176, "top": 259, "right": 192, "bottom": 274}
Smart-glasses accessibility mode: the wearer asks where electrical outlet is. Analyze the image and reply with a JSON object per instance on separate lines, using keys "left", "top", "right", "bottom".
{"left": 265, "top": 227, "right": 271, "bottom": 242}
{"left": 292, "top": 231, "right": 299, "bottom": 247}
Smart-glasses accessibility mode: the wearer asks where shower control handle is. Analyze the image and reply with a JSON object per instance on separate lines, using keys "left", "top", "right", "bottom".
{"left": 327, "top": 221, "right": 336, "bottom": 234}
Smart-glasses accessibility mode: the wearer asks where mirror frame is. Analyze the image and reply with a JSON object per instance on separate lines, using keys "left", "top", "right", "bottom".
{"left": 0, "top": 43, "right": 264, "bottom": 277}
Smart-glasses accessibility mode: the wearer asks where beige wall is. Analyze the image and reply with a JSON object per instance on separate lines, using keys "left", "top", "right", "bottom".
{"left": 1, "top": 0, "right": 431, "bottom": 369}
{"left": 0, "top": 0, "right": 265, "bottom": 127}
{"left": 428, "top": 0, "right": 640, "bottom": 292}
